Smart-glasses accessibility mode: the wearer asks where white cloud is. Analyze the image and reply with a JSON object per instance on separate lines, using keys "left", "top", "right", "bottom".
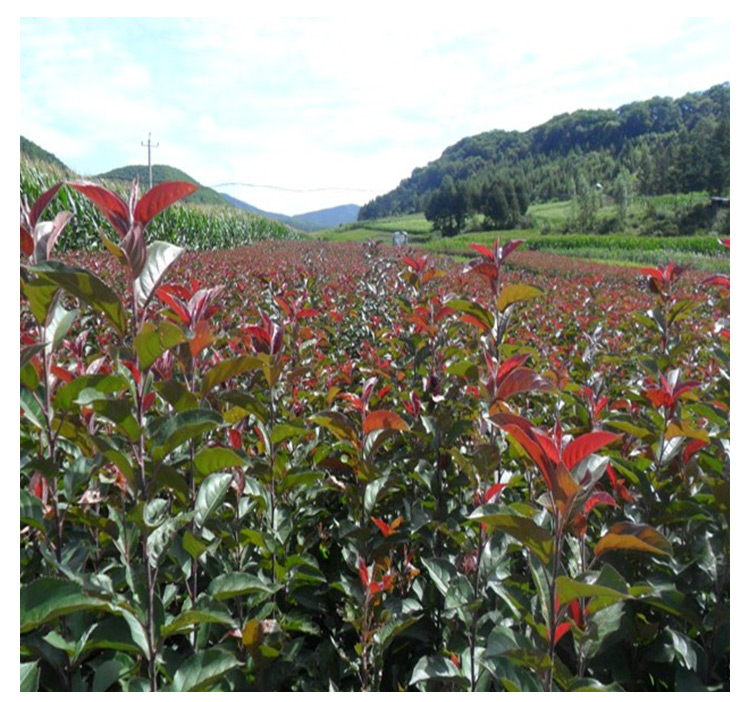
{"left": 20, "top": 16, "right": 731, "bottom": 215}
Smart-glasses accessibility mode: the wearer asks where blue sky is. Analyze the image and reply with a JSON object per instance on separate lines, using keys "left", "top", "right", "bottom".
{"left": 20, "top": 15, "right": 731, "bottom": 215}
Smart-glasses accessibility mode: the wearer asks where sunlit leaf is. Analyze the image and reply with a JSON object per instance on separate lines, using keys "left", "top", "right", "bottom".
{"left": 594, "top": 522, "right": 673, "bottom": 558}
{"left": 497, "top": 283, "right": 542, "bottom": 313}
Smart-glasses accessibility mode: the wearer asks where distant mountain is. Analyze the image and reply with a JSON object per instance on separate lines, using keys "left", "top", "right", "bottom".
{"left": 293, "top": 204, "right": 360, "bottom": 230}
{"left": 21, "top": 136, "right": 74, "bottom": 174}
{"left": 96, "top": 165, "right": 228, "bottom": 206}
{"left": 220, "top": 193, "right": 359, "bottom": 232}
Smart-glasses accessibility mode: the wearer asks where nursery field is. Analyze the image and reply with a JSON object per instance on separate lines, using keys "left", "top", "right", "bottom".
{"left": 21, "top": 183, "right": 729, "bottom": 691}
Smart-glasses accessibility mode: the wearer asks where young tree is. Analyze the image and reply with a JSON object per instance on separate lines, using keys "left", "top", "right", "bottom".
{"left": 424, "top": 175, "right": 469, "bottom": 237}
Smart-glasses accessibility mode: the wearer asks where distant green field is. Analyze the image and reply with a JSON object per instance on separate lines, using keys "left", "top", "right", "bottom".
{"left": 315, "top": 196, "right": 729, "bottom": 272}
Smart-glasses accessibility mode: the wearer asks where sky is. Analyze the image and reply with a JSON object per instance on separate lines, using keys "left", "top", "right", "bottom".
{"left": 20, "top": 15, "right": 731, "bottom": 216}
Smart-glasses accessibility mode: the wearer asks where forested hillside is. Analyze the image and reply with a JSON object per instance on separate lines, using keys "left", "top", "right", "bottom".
{"left": 359, "top": 83, "right": 729, "bottom": 220}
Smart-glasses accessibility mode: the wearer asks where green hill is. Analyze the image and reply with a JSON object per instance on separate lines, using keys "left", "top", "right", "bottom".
{"left": 96, "top": 164, "right": 228, "bottom": 206}
{"left": 20, "top": 136, "right": 74, "bottom": 175}
{"left": 359, "top": 83, "right": 729, "bottom": 220}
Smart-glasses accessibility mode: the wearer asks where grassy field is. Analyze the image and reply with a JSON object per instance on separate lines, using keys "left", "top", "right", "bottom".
{"left": 315, "top": 196, "right": 730, "bottom": 273}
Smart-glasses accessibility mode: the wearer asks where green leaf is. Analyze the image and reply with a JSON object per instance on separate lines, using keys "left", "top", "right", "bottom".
{"left": 134, "top": 241, "right": 184, "bottom": 309}
{"left": 45, "top": 302, "right": 78, "bottom": 351}
{"left": 604, "top": 419, "right": 652, "bottom": 439}
{"left": 409, "top": 654, "right": 465, "bottom": 687}
{"left": 445, "top": 359, "right": 479, "bottom": 383}
{"left": 170, "top": 648, "right": 240, "bottom": 692}
{"left": 468, "top": 504, "right": 554, "bottom": 565}
{"left": 148, "top": 409, "right": 223, "bottom": 462}
{"left": 594, "top": 522, "right": 673, "bottom": 558}
{"left": 20, "top": 490, "right": 45, "bottom": 531}
{"left": 182, "top": 531, "right": 207, "bottom": 559}
{"left": 155, "top": 378, "right": 199, "bottom": 411}
{"left": 200, "top": 355, "right": 263, "bottom": 397}
{"left": 91, "top": 652, "right": 135, "bottom": 692}
{"left": 364, "top": 475, "right": 389, "bottom": 518}
{"left": 555, "top": 575, "right": 630, "bottom": 610}
{"left": 20, "top": 661, "right": 40, "bottom": 692}
{"left": 54, "top": 374, "right": 129, "bottom": 412}
{"left": 161, "top": 608, "right": 236, "bottom": 639}
{"left": 148, "top": 512, "right": 194, "bottom": 567}
{"left": 421, "top": 557, "right": 458, "bottom": 598}
{"left": 21, "top": 274, "right": 60, "bottom": 326}
{"left": 28, "top": 260, "right": 127, "bottom": 335}
{"left": 310, "top": 410, "right": 359, "bottom": 444}
{"left": 447, "top": 298, "right": 494, "bottom": 332}
{"left": 20, "top": 578, "right": 112, "bottom": 633}
{"left": 208, "top": 572, "right": 282, "bottom": 600}
{"left": 84, "top": 616, "right": 144, "bottom": 655}
{"left": 194, "top": 473, "right": 233, "bottom": 529}
{"left": 194, "top": 446, "right": 250, "bottom": 476}
{"left": 271, "top": 422, "right": 312, "bottom": 443}
{"left": 89, "top": 397, "right": 141, "bottom": 442}
{"left": 497, "top": 283, "right": 542, "bottom": 313}
{"left": 134, "top": 320, "right": 185, "bottom": 369}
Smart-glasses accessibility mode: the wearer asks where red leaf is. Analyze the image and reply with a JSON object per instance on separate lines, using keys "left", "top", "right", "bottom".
{"left": 358, "top": 558, "right": 370, "bottom": 588}
{"left": 499, "top": 239, "right": 524, "bottom": 261}
{"left": 469, "top": 243, "right": 494, "bottom": 260}
{"left": 228, "top": 428, "right": 242, "bottom": 450}
{"left": 372, "top": 517, "right": 390, "bottom": 537}
{"left": 484, "top": 482, "right": 507, "bottom": 503}
{"left": 682, "top": 438, "right": 707, "bottom": 464}
{"left": 21, "top": 226, "right": 34, "bottom": 257}
{"left": 562, "top": 431, "right": 622, "bottom": 470}
{"left": 363, "top": 409, "right": 409, "bottom": 434}
{"left": 189, "top": 320, "right": 214, "bottom": 358}
{"left": 549, "top": 621, "right": 572, "bottom": 645}
{"left": 69, "top": 182, "right": 130, "bottom": 237}
{"left": 28, "top": 183, "right": 62, "bottom": 228}
{"left": 583, "top": 491, "right": 617, "bottom": 515}
{"left": 143, "top": 391, "right": 155, "bottom": 413}
{"left": 495, "top": 367, "right": 553, "bottom": 400}
{"left": 50, "top": 365, "right": 74, "bottom": 383}
{"left": 134, "top": 181, "right": 199, "bottom": 225}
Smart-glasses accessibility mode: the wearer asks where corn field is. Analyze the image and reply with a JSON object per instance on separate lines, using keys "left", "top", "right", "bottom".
{"left": 20, "top": 162, "right": 301, "bottom": 253}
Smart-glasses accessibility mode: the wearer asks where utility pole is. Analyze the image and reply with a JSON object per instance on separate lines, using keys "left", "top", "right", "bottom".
{"left": 140, "top": 132, "right": 159, "bottom": 190}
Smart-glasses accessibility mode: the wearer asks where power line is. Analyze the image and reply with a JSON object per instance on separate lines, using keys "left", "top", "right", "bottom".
{"left": 210, "top": 181, "right": 382, "bottom": 193}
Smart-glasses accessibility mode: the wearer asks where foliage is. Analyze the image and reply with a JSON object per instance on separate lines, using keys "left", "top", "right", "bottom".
{"left": 20, "top": 183, "right": 729, "bottom": 691}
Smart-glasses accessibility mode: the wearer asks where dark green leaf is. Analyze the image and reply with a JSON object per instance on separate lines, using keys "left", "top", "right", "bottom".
{"left": 20, "top": 578, "right": 112, "bottom": 633}
{"left": 469, "top": 504, "right": 554, "bottom": 565}
{"left": 28, "top": 260, "right": 127, "bottom": 335}
{"left": 20, "top": 491, "right": 45, "bottom": 531}
{"left": 200, "top": 355, "right": 263, "bottom": 397}
{"left": 409, "top": 654, "right": 465, "bottom": 687}
{"left": 148, "top": 409, "right": 223, "bottom": 462}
